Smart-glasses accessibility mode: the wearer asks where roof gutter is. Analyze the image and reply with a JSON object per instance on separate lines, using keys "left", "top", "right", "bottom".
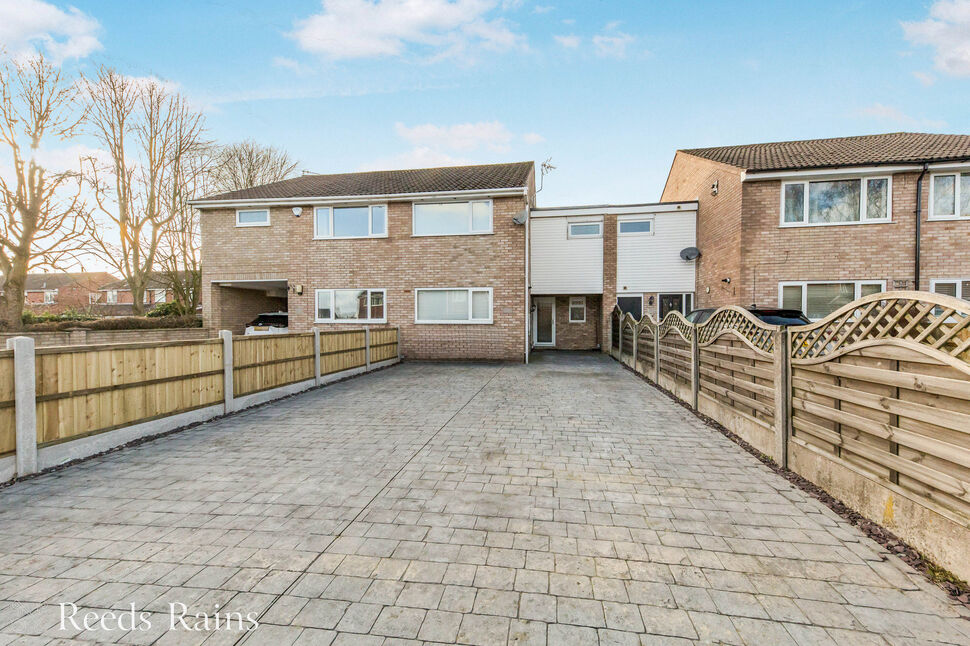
{"left": 741, "top": 160, "right": 970, "bottom": 181}
{"left": 189, "top": 186, "right": 529, "bottom": 208}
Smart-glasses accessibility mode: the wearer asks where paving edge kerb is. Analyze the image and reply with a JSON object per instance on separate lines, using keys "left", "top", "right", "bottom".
{"left": 617, "top": 361, "right": 970, "bottom": 611}
{"left": 0, "top": 361, "right": 402, "bottom": 491}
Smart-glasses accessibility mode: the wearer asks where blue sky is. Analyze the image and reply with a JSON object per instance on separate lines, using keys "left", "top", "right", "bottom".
{"left": 4, "top": 0, "right": 970, "bottom": 205}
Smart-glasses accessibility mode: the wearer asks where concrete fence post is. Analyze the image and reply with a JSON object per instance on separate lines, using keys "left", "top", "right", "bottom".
{"left": 690, "top": 327, "right": 700, "bottom": 410}
{"left": 773, "top": 328, "right": 791, "bottom": 468}
{"left": 396, "top": 326, "right": 401, "bottom": 360}
{"left": 654, "top": 328, "right": 661, "bottom": 384}
{"left": 617, "top": 320, "right": 623, "bottom": 361}
{"left": 631, "top": 323, "right": 639, "bottom": 372}
{"left": 7, "top": 336, "right": 37, "bottom": 477}
{"left": 313, "top": 328, "right": 321, "bottom": 386}
{"left": 219, "top": 330, "right": 234, "bottom": 414}
{"left": 364, "top": 328, "right": 372, "bottom": 370}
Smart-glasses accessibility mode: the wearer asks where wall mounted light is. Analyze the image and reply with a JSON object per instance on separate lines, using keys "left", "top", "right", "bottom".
{"left": 721, "top": 277, "right": 731, "bottom": 284}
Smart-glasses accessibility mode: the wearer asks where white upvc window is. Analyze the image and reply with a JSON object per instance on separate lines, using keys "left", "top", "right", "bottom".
{"left": 236, "top": 208, "right": 270, "bottom": 227}
{"left": 106, "top": 290, "right": 118, "bottom": 304}
{"left": 412, "top": 200, "right": 492, "bottom": 236}
{"left": 314, "top": 204, "right": 388, "bottom": 239}
{"left": 44, "top": 290, "right": 56, "bottom": 304}
{"left": 415, "top": 288, "right": 492, "bottom": 324}
{"left": 659, "top": 292, "right": 693, "bottom": 319}
{"left": 930, "top": 279, "right": 970, "bottom": 302}
{"left": 568, "top": 296, "right": 586, "bottom": 322}
{"left": 89, "top": 293, "right": 99, "bottom": 304}
{"left": 779, "top": 280, "right": 885, "bottom": 320}
{"left": 929, "top": 172, "right": 970, "bottom": 220}
{"left": 567, "top": 221, "right": 602, "bottom": 238}
{"left": 618, "top": 218, "right": 653, "bottom": 235}
{"left": 315, "top": 289, "right": 387, "bottom": 323}
{"left": 781, "top": 176, "right": 891, "bottom": 226}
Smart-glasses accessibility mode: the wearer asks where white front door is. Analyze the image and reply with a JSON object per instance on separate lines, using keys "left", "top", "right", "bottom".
{"left": 533, "top": 297, "right": 555, "bottom": 346}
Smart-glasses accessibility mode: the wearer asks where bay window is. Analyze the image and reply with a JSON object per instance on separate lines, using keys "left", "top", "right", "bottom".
{"left": 315, "top": 289, "right": 386, "bottom": 323}
{"left": 315, "top": 205, "right": 387, "bottom": 238}
{"left": 930, "top": 172, "right": 970, "bottom": 220}
{"left": 781, "top": 177, "right": 890, "bottom": 225}
{"left": 779, "top": 280, "right": 885, "bottom": 320}
{"left": 412, "top": 200, "right": 492, "bottom": 236}
{"left": 415, "top": 288, "right": 492, "bottom": 323}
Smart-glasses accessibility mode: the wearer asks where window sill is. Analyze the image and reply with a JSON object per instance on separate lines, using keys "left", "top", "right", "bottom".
{"left": 926, "top": 216, "right": 970, "bottom": 222}
{"left": 235, "top": 222, "right": 270, "bottom": 228}
{"left": 568, "top": 320, "right": 586, "bottom": 324}
{"left": 314, "top": 319, "right": 387, "bottom": 324}
{"left": 414, "top": 320, "right": 493, "bottom": 325}
{"left": 778, "top": 219, "right": 892, "bottom": 229}
{"left": 313, "top": 234, "right": 389, "bottom": 240}
{"left": 411, "top": 232, "right": 494, "bottom": 238}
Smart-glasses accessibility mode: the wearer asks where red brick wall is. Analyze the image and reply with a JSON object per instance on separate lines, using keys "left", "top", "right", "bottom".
{"left": 201, "top": 196, "right": 529, "bottom": 361}
{"left": 600, "top": 216, "right": 617, "bottom": 350}
{"left": 661, "top": 152, "right": 743, "bottom": 308}
{"left": 541, "top": 294, "right": 600, "bottom": 350}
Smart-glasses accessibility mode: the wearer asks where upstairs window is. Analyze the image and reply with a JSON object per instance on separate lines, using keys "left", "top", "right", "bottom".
{"left": 930, "top": 173, "right": 970, "bottom": 220}
{"left": 44, "top": 290, "right": 56, "bottom": 304}
{"left": 618, "top": 219, "right": 653, "bottom": 235}
{"left": 236, "top": 208, "right": 270, "bottom": 227}
{"left": 412, "top": 200, "right": 492, "bottom": 236}
{"left": 568, "top": 222, "right": 602, "bottom": 238}
{"left": 106, "top": 290, "right": 118, "bottom": 304}
{"left": 782, "top": 177, "right": 890, "bottom": 225}
{"left": 315, "top": 205, "right": 387, "bottom": 239}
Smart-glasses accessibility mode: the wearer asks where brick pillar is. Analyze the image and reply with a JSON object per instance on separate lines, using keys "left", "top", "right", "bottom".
{"left": 601, "top": 214, "right": 617, "bottom": 351}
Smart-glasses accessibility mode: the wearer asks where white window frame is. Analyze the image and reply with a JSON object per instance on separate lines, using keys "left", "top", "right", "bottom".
{"left": 616, "top": 293, "right": 644, "bottom": 317}
{"left": 779, "top": 176, "right": 892, "bottom": 227}
{"left": 411, "top": 200, "right": 493, "bottom": 237}
{"left": 314, "top": 288, "right": 387, "bottom": 324}
{"left": 89, "top": 293, "right": 99, "bottom": 304}
{"left": 235, "top": 208, "right": 270, "bottom": 227}
{"left": 43, "top": 290, "right": 56, "bottom": 304}
{"left": 930, "top": 278, "right": 970, "bottom": 301}
{"left": 568, "top": 296, "right": 586, "bottom": 323}
{"left": 617, "top": 217, "right": 654, "bottom": 236}
{"left": 106, "top": 290, "right": 118, "bottom": 304}
{"left": 567, "top": 221, "right": 602, "bottom": 239}
{"left": 778, "top": 280, "right": 886, "bottom": 320}
{"left": 414, "top": 287, "right": 493, "bottom": 324}
{"left": 928, "top": 172, "right": 970, "bottom": 221}
{"left": 313, "top": 204, "right": 388, "bottom": 239}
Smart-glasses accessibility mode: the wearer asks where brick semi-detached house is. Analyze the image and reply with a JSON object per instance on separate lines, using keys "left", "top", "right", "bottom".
{"left": 661, "top": 132, "right": 970, "bottom": 318}
{"left": 191, "top": 162, "right": 699, "bottom": 360}
{"left": 21, "top": 272, "right": 117, "bottom": 314}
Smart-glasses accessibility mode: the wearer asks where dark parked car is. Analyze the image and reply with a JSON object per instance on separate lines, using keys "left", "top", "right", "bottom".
{"left": 686, "top": 307, "right": 810, "bottom": 326}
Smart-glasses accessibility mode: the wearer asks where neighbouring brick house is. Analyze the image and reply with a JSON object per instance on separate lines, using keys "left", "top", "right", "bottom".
{"left": 94, "top": 273, "right": 180, "bottom": 316}
{"left": 21, "top": 272, "right": 117, "bottom": 314}
{"left": 192, "top": 161, "right": 700, "bottom": 360}
{"left": 193, "top": 162, "right": 536, "bottom": 361}
{"left": 661, "top": 132, "right": 970, "bottom": 319}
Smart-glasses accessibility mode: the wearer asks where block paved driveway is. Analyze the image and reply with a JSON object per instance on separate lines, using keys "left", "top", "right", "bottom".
{"left": 1, "top": 353, "right": 968, "bottom": 646}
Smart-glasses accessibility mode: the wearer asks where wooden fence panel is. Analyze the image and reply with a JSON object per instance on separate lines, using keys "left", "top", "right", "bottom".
{"left": 0, "top": 350, "right": 14, "bottom": 457}
{"left": 233, "top": 333, "right": 315, "bottom": 397}
{"left": 636, "top": 322, "right": 656, "bottom": 378}
{"left": 610, "top": 309, "right": 621, "bottom": 358}
{"left": 370, "top": 328, "right": 399, "bottom": 363}
{"left": 621, "top": 317, "right": 636, "bottom": 368}
{"left": 320, "top": 330, "right": 367, "bottom": 377}
{"left": 32, "top": 339, "right": 224, "bottom": 446}
{"left": 657, "top": 312, "right": 693, "bottom": 401}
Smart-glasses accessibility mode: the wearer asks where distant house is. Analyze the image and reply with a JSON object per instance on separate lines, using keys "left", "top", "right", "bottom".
{"left": 94, "top": 273, "right": 184, "bottom": 316}
{"left": 661, "top": 132, "right": 970, "bottom": 320}
{"left": 21, "top": 272, "right": 118, "bottom": 315}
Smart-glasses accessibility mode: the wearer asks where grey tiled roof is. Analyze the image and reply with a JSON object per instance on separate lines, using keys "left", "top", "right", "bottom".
{"left": 680, "top": 132, "right": 970, "bottom": 172}
{"left": 24, "top": 272, "right": 117, "bottom": 291}
{"left": 198, "top": 161, "right": 534, "bottom": 202}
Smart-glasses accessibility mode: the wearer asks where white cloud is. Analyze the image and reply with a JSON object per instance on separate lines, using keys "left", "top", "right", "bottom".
{"left": 532, "top": 4, "right": 553, "bottom": 13}
{"left": 522, "top": 132, "right": 544, "bottom": 144}
{"left": 913, "top": 70, "right": 936, "bottom": 86}
{"left": 288, "top": 0, "right": 526, "bottom": 61}
{"left": 554, "top": 34, "right": 580, "bottom": 48}
{"left": 902, "top": 0, "right": 970, "bottom": 76}
{"left": 856, "top": 103, "right": 947, "bottom": 129}
{"left": 272, "top": 56, "right": 303, "bottom": 71}
{"left": 396, "top": 120, "right": 516, "bottom": 152}
{"left": 0, "top": 0, "right": 101, "bottom": 61}
{"left": 593, "top": 30, "right": 635, "bottom": 58}
{"left": 360, "top": 146, "right": 470, "bottom": 170}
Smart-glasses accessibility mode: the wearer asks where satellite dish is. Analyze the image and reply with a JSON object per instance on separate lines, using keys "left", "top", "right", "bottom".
{"left": 680, "top": 247, "right": 701, "bottom": 261}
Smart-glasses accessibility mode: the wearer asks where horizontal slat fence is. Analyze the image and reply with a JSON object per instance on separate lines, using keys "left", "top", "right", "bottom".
{"left": 610, "top": 292, "right": 970, "bottom": 582}
{"left": 233, "top": 333, "right": 315, "bottom": 397}
{"left": 0, "top": 350, "right": 15, "bottom": 457}
{"left": 2, "top": 326, "right": 400, "bottom": 482}
{"left": 34, "top": 340, "right": 224, "bottom": 447}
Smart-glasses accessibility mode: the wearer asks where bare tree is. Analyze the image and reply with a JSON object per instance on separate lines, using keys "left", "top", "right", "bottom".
{"left": 84, "top": 68, "right": 206, "bottom": 315}
{"left": 0, "top": 55, "right": 90, "bottom": 329}
{"left": 211, "top": 140, "right": 298, "bottom": 192}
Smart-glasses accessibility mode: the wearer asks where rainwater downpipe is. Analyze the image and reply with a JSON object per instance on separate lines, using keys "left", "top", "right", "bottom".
{"left": 914, "top": 163, "right": 929, "bottom": 291}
